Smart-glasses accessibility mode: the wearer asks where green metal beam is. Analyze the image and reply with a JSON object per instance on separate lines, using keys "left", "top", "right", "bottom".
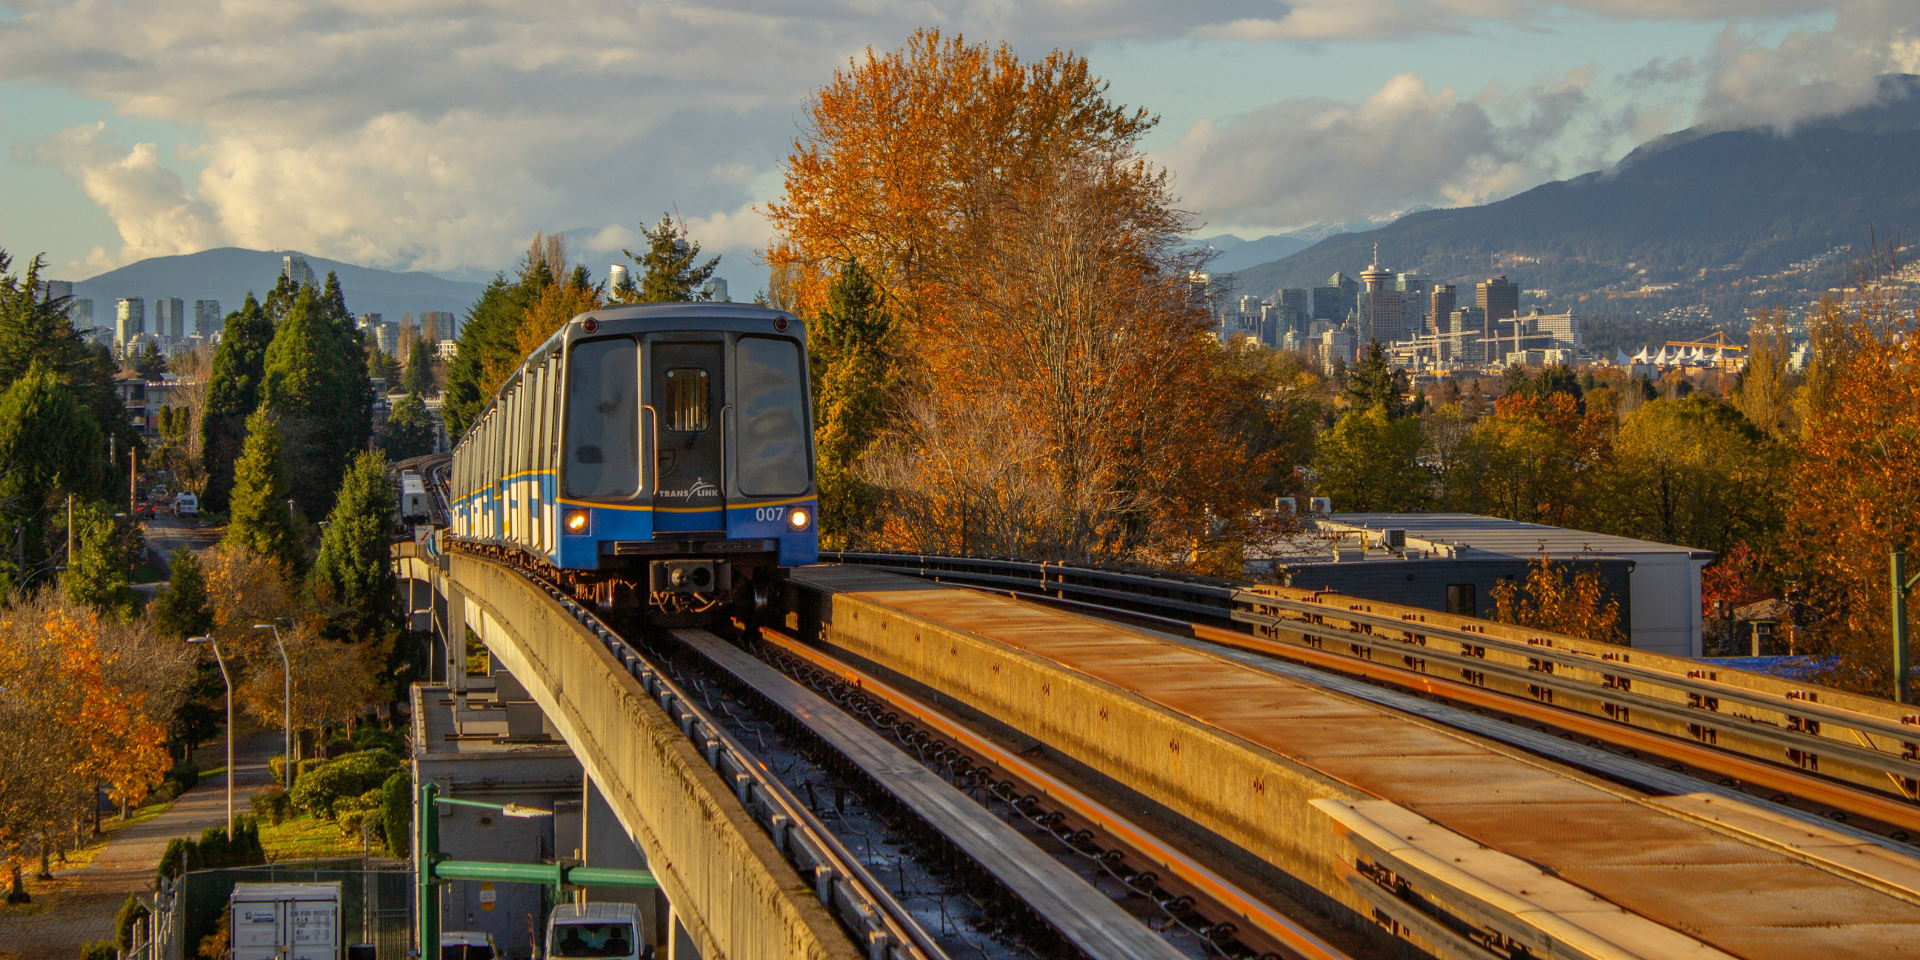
{"left": 415, "top": 782, "right": 660, "bottom": 958}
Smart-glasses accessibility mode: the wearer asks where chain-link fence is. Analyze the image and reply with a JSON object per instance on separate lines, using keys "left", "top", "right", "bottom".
{"left": 178, "top": 859, "right": 412, "bottom": 960}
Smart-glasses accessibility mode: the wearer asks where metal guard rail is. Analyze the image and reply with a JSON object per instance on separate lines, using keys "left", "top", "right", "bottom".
{"left": 520, "top": 568, "right": 944, "bottom": 960}
{"left": 824, "top": 551, "right": 1920, "bottom": 815}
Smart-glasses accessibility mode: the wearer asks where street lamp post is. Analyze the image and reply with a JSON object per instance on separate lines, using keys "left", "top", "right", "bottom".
{"left": 1894, "top": 551, "right": 1920, "bottom": 704}
{"left": 186, "top": 635, "right": 234, "bottom": 838}
{"left": 252, "top": 623, "right": 292, "bottom": 788}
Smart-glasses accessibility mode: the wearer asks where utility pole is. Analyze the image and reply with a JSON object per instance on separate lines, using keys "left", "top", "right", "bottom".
{"left": 187, "top": 636, "right": 234, "bottom": 838}
{"left": 1894, "top": 550, "right": 1920, "bottom": 704}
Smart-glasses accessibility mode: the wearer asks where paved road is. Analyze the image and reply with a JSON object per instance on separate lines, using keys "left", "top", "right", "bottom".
{"left": 143, "top": 511, "right": 222, "bottom": 578}
{"left": 0, "top": 728, "right": 280, "bottom": 960}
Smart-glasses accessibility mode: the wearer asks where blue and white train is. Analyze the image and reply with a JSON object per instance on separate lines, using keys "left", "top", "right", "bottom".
{"left": 448, "top": 303, "right": 818, "bottom": 615}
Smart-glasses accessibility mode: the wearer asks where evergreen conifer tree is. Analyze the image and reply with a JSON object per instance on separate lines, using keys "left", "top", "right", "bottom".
{"left": 260, "top": 285, "right": 371, "bottom": 517}
{"left": 0, "top": 251, "right": 128, "bottom": 493}
{"left": 383, "top": 392, "right": 436, "bottom": 460}
{"left": 225, "top": 410, "right": 303, "bottom": 571}
{"left": 200, "top": 295, "right": 275, "bottom": 511}
{"left": 1344, "top": 340, "right": 1409, "bottom": 418}
{"left": 63, "top": 501, "right": 140, "bottom": 620}
{"left": 132, "top": 340, "right": 167, "bottom": 379}
{"left": 810, "top": 259, "right": 899, "bottom": 546}
{"left": 442, "top": 254, "right": 552, "bottom": 438}
{"left": 626, "top": 214, "right": 719, "bottom": 303}
{"left": 0, "top": 363, "right": 107, "bottom": 590}
{"left": 309, "top": 451, "right": 397, "bottom": 638}
{"left": 400, "top": 337, "right": 435, "bottom": 395}
{"left": 151, "top": 548, "right": 214, "bottom": 639}
{"left": 369, "top": 350, "right": 400, "bottom": 384}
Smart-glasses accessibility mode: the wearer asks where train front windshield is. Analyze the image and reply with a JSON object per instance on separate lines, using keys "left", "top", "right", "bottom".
{"left": 549, "top": 922, "right": 635, "bottom": 958}
{"left": 734, "top": 337, "right": 810, "bottom": 497}
{"left": 565, "top": 338, "right": 639, "bottom": 498}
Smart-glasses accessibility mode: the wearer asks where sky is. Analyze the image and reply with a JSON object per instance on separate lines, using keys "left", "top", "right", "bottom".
{"left": 2, "top": 0, "right": 1917, "bottom": 294}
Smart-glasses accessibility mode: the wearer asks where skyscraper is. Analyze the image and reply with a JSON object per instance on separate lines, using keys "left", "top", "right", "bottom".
{"left": 1430, "top": 285, "right": 1457, "bottom": 334}
{"left": 116, "top": 298, "right": 144, "bottom": 347}
{"left": 195, "top": 300, "right": 222, "bottom": 337}
{"left": 70, "top": 299, "right": 94, "bottom": 333}
{"left": 418, "top": 311, "right": 456, "bottom": 342}
{"left": 36, "top": 279, "right": 72, "bottom": 301}
{"left": 1476, "top": 276, "right": 1519, "bottom": 325}
{"left": 1279, "top": 288, "right": 1309, "bottom": 333}
{"left": 283, "top": 253, "right": 317, "bottom": 287}
{"left": 154, "top": 297, "right": 186, "bottom": 340}
{"left": 1358, "top": 254, "right": 1401, "bottom": 345}
{"left": 1312, "top": 285, "right": 1344, "bottom": 323}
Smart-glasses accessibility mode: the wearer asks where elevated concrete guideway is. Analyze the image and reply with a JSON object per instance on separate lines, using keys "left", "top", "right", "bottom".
{"left": 394, "top": 545, "right": 857, "bottom": 960}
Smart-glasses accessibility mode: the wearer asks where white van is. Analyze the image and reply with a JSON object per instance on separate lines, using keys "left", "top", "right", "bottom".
{"left": 173, "top": 492, "right": 199, "bottom": 516}
{"left": 547, "top": 902, "right": 643, "bottom": 960}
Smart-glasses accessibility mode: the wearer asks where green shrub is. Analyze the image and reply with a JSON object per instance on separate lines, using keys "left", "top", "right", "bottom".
{"left": 165, "top": 762, "right": 199, "bottom": 792}
{"left": 150, "top": 780, "right": 182, "bottom": 805}
{"left": 80, "top": 938, "right": 116, "bottom": 960}
{"left": 350, "top": 726, "right": 406, "bottom": 755}
{"left": 380, "top": 771, "right": 411, "bottom": 858}
{"left": 295, "top": 758, "right": 327, "bottom": 783}
{"left": 336, "top": 787, "right": 387, "bottom": 839}
{"left": 248, "top": 788, "right": 290, "bottom": 825}
{"left": 114, "top": 895, "right": 149, "bottom": 950}
{"left": 155, "top": 817, "right": 266, "bottom": 882}
{"left": 289, "top": 750, "right": 399, "bottom": 819}
{"left": 269, "top": 755, "right": 286, "bottom": 786}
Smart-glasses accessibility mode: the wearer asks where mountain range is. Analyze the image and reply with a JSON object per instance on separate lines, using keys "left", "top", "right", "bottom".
{"left": 1229, "top": 74, "right": 1920, "bottom": 320}
{"left": 1189, "top": 207, "right": 1435, "bottom": 274}
{"left": 69, "top": 248, "right": 486, "bottom": 330}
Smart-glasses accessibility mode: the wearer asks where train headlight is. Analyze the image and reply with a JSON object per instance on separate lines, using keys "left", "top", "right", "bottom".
{"left": 788, "top": 508, "right": 810, "bottom": 531}
{"left": 563, "top": 509, "right": 590, "bottom": 535}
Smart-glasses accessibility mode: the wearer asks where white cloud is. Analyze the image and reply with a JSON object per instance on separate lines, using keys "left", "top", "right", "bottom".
{"left": 1693, "top": 2, "right": 1920, "bottom": 132}
{"left": 1155, "top": 70, "right": 1600, "bottom": 232}
{"left": 0, "top": 0, "right": 1898, "bottom": 273}
{"left": 24, "top": 123, "right": 222, "bottom": 265}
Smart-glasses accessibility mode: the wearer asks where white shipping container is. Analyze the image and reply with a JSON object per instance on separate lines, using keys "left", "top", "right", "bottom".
{"left": 230, "top": 882, "right": 343, "bottom": 960}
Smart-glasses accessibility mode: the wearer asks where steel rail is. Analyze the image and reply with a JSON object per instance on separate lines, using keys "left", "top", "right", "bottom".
{"left": 511, "top": 568, "right": 946, "bottom": 960}
{"left": 1238, "top": 592, "right": 1920, "bottom": 760}
{"left": 824, "top": 551, "right": 1920, "bottom": 817}
{"left": 757, "top": 626, "right": 1356, "bottom": 960}
{"left": 1229, "top": 606, "right": 1920, "bottom": 783}
{"left": 1184, "top": 622, "right": 1920, "bottom": 835}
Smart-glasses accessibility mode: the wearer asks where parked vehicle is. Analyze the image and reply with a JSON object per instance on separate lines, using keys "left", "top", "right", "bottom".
{"left": 149, "top": 484, "right": 169, "bottom": 502}
{"left": 134, "top": 501, "right": 154, "bottom": 520}
{"left": 440, "top": 930, "right": 498, "bottom": 960}
{"left": 173, "top": 492, "right": 198, "bottom": 516}
{"left": 547, "top": 902, "right": 643, "bottom": 960}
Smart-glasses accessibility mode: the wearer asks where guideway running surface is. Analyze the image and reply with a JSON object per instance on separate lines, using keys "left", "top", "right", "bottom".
{"left": 794, "top": 565, "right": 1920, "bottom": 960}
{"left": 673, "top": 628, "right": 1190, "bottom": 960}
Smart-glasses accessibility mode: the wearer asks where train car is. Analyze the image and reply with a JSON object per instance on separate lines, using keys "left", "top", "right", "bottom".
{"left": 398, "top": 471, "right": 431, "bottom": 523}
{"left": 447, "top": 303, "right": 818, "bottom": 616}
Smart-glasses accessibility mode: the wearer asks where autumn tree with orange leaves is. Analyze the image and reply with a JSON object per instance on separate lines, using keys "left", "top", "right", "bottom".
{"left": 769, "top": 31, "right": 1272, "bottom": 562}
{"left": 0, "top": 595, "right": 178, "bottom": 896}
{"left": 1787, "top": 274, "right": 1920, "bottom": 698}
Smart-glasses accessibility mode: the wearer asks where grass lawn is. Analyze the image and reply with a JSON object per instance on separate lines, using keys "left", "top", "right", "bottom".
{"left": 260, "top": 813, "right": 374, "bottom": 860}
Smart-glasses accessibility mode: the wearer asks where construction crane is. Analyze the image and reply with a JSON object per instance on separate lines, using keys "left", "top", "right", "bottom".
{"left": 1664, "top": 330, "right": 1746, "bottom": 352}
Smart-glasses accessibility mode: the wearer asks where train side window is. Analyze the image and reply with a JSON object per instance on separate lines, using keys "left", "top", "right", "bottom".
{"left": 1447, "top": 584, "right": 1476, "bottom": 616}
{"left": 564, "top": 338, "right": 639, "bottom": 498}
{"left": 533, "top": 366, "right": 547, "bottom": 476}
{"left": 547, "top": 357, "right": 564, "bottom": 470}
{"left": 664, "top": 369, "right": 710, "bottom": 432}
{"left": 735, "top": 337, "right": 811, "bottom": 497}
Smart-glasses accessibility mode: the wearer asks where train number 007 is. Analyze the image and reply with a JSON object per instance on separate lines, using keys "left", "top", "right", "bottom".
{"left": 754, "top": 507, "right": 786, "bottom": 523}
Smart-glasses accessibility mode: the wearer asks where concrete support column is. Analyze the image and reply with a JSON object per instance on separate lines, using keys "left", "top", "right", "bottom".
{"left": 444, "top": 580, "right": 468, "bottom": 694}
{"left": 666, "top": 905, "right": 700, "bottom": 960}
